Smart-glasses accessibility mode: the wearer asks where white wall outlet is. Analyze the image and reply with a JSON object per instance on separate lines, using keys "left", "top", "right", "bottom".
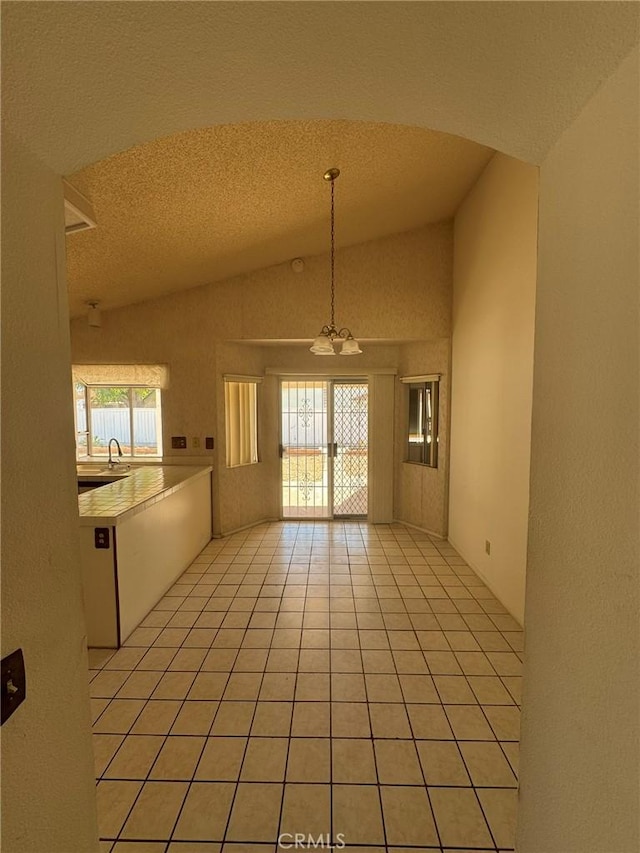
{"left": 485, "top": 540, "right": 491, "bottom": 555}
{"left": 192, "top": 437, "right": 201, "bottom": 449}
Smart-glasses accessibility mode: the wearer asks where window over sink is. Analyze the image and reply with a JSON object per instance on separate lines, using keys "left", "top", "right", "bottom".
{"left": 74, "top": 383, "right": 163, "bottom": 460}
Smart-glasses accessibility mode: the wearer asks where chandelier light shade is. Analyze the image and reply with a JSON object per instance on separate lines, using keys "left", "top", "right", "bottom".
{"left": 310, "top": 168, "right": 362, "bottom": 356}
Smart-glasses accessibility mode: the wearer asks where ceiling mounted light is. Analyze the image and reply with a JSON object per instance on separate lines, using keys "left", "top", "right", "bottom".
{"left": 310, "top": 168, "right": 362, "bottom": 357}
{"left": 87, "top": 300, "right": 101, "bottom": 328}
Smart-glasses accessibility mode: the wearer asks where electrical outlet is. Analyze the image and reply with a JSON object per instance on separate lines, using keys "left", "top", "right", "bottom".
{"left": 205, "top": 436, "right": 214, "bottom": 450}
{"left": 192, "top": 437, "right": 201, "bottom": 449}
{"left": 485, "top": 540, "right": 491, "bottom": 556}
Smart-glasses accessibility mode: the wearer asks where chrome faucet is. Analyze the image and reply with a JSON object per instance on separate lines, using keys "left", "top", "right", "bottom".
{"left": 108, "top": 438, "right": 123, "bottom": 469}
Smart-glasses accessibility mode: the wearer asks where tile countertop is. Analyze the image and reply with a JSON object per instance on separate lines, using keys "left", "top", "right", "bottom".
{"left": 77, "top": 465, "right": 213, "bottom": 527}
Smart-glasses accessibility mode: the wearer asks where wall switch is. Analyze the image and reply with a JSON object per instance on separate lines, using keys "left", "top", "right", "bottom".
{"left": 192, "top": 437, "right": 201, "bottom": 449}
{"left": 171, "top": 436, "right": 187, "bottom": 449}
{"left": 485, "top": 540, "right": 491, "bottom": 555}
{"left": 205, "top": 436, "right": 214, "bottom": 450}
{"left": 1, "top": 648, "right": 26, "bottom": 725}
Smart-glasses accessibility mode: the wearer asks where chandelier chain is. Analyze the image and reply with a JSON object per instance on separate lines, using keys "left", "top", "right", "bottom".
{"left": 330, "top": 177, "right": 335, "bottom": 328}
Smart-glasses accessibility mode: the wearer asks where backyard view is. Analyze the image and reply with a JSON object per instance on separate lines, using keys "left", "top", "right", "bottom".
{"left": 75, "top": 384, "right": 162, "bottom": 457}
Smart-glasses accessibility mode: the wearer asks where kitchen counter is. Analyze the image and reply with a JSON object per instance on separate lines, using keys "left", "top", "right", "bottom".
{"left": 79, "top": 464, "right": 213, "bottom": 647}
{"left": 78, "top": 465, "right": 212, "bottom": 525}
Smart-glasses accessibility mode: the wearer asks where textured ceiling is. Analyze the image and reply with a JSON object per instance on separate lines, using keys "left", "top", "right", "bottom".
{"left": 3, "top": 2, "right": 638, "bottom": 175}
{"left": 65, "top": 121, "right": 493, "bottom": 316}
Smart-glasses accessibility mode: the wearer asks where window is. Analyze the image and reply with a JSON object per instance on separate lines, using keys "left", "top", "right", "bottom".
{"left": 74, "top": 384, "right": 163, "bottom": 458}
{"left": 402, "top": 375, "right": 439, "bottom": 467}
{"left": 224, "top": 377, "right": 260, "bottom": 467}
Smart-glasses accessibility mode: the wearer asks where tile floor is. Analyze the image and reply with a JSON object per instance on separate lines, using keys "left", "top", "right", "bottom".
{"left": 89, "top": 521, "right": 523, "bottom": 853}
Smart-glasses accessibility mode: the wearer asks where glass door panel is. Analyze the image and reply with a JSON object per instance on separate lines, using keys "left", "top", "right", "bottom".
{"left": 333, "top": 382, "right": 368, "bottom": 517}
{"left": 281, "top": 380, "right": 330, "bottom": 518}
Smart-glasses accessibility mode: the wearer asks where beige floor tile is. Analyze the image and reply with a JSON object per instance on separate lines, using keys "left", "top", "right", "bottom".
{"left": 459, "top": 741, "right": 517, "bottom": 787}
{"left": 220, "top": 845, "right": 271, "bottom": 853}
{"left": 251, "top": 702, "right": 293, "bottom": 736}
{"left": 356, "top": 613, "right": 385, "bottom": 630}
{"left": 121, "top": 780, "right": 188, "bottom": 839}
{"left": 291, "top": 701, "right": 330, "bottom": 736}
{"left": 89, "top": 648, "right": 116, "bottom": 669}
{"left": 332, "top": 738, "right": 377, "bottom": 783}
{"left": 169, "top": 843, "right": 221, "bottom": 852}
{"left": 392, "top": 650, "right": 430, "bottom": 674}
{"left": 271, "top": 628, "right": 302, "bottom": 648}
{"left": 96, "top": 780, "right": 142, "bottom": 838}
{"left": 171, "top": 700, "right": 219, "bottom": 735}
{"left": 467, "top": 676, "right": 514, "bottom": 704}
{"left": 423, "top": 650, "right": 462, "bottom": 674}
{"left": 111, "top": 841, "right": 166, "bottom": 852}
{"left": 331, "top": 629, "right": 360, "bottom": 648}
{"left": 93, "top": 734, "right": 125, "bottom": 777}
{"left": 416, "top": 741, "right": 470, "bottom": 786}
{"left": 201, "top": 649, "right": 238, "bottom": 671}
{"left": 188, "top": 672, "right": 230, "bottom": 700}
{"left": 408, "top": 702, "right": 455, "bottom": 740}
{"left": 331, "top": 673, "right": 367, "bottom": 702}
{"left": 104, "top": 648, "right": 147, "bottom": 670}
{"left": 137, "top": 648, "right": 179, "bottom": 671}
{"left": 397, "top": 674, "right": 438, "bottom": 703}
{"left": 242, "top": 628, "right": 274, "bottom": 648}
{"left": 194, "top": 612, "right": 225, "bottom": 629}
{"left": 444, "top": 705, "right": 495, "bottom": 740}
{"left": 240, "top": 737, "right": 288, "bottom": 781}
{"left": 152, "top": 671, "right": 196, "bottom": 700}
{"left": 376, "top": 739, "right": 424, "bottom": 783}
{"left": 361, "top": 650, "right": 395, "bottom": 673}
{"left": 94, "top": 699, "right": 147, "bottom": 734}
{"left": 444, "top": 631, "right": 481, "bottom": 651}
{"left": 358, "top": 629, "right": 390, "bottom": 649}
{"left": 286, "top": 737, "right": 330, "bottom": 782}
{"left": 433, "top": 675, "right": 477, "bottom": 704}
{"left": 149, "top": 735, "right": 205, "bottom": 780}
{"left": 259, "top": 672, "right": 296, "bottom": 701}
{"left": 477, "top": 787, "right": 518, "bottom": 847}
{"left": 429, "top": 787, "right": 493, "bottom": 848}
{"left": 331, "top": 703, "right": 371, "bottom": 738}
{"left": 91, "top": 698, "right": 111, "bottom": 724}
{"left": 280, "top": 783, "right": 331, "bottom": 837}
{"left": 365, "top": 673, "right": 403, "bottom": 702}
{"left": 226, "top": 782, "right": 283, "bottom": 841}
{"left": 117, "top": 671, "right": 163, "bottom": 700}
{"left": 195, "top": 736, "right": 247, "bottom": 781}
{"left": 173, "top": 782, "right": 235, "bottom": 841}
{"left": 502, "top": 675, "right": 523, "bottom": 704}
{"left": 502, "top": 740, "right": 520, "bottom": 776}
{"left": 276, "top": 612, "right": 304, "bottom": 629}
{"left": 369, "top": 703, "right": 411, "bottom": 738}
{"left": 298, "top": 649, "right": 330, "bottom": 672}
{"left": 295, "top": 672, "right": 330, "bottom": 701}
{"left": 486, "top": 651, "right": 523, "bottom": 675}
{"left": 151, "top": 627, "right": 188, "bottom": 647}
{"left": 104, "top": 735, "right": 164, "bottom": 779}
{"left": 415, "top": 630, "right": 450, "bottom": 651}
{"left": 223, "top": 672, "right": 263, "bottom": 701}
{"left": 473, "top": 631, "right": 512, "bottom": 652}
{"left": 266, "top": 648, "right": 300, "bottom": 672}
{"left": 381, "top": 786, "right": 439, "bottom": 846}
{"left": 331, "top": 649, "right": 363, "bottom": 672}
{"left": 130, "top": 701, "right": 182, "bottom": 735}
{"left": 211, "top": 701, "right": 256, "bottom": 735}
{"left": 332, "top": 785, "right": 385, "bottom": 846}
{"left": 483, "top": 705, "right": 521, "bottom": 740}
{"left": 167, "top": 648, "right": 208, "bottom": 671}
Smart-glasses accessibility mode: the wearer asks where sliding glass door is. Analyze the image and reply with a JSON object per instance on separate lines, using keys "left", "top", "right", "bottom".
{"left": 280, "top": 379, "right": 368, "bottom": 519}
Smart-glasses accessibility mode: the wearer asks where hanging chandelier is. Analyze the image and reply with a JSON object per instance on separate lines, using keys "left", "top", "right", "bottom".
{"left": 310, "top": 168, "right": 362, "bottom": 356}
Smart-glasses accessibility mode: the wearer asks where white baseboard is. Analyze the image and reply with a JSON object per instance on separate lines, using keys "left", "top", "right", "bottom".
{"left": 392, "top": 518, "right": 447, "bottom": 540}
{"left": 214, "top": 517, "right": 280, "bottom": 538}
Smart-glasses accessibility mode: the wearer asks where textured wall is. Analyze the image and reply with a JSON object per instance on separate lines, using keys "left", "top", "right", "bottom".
{"left": 449, "top": 154, "right": 538, "bottom": 624}
{"left": 518, "top": 47, "right": 639, "bottom": 853}
{"left": 394, "top": 340, "right": 451, "bottom": 537}
{"left": 71, "top": 224, "right": 453, "bottom": 535}
{"left": 1, "top": 132, "right": 99, "bottom": 852}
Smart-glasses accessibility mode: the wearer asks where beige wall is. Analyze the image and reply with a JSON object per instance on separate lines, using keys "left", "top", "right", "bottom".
{"left": 71, "top": 223, "right": 453, "bottom": 534}
{"left": 1, "top": 132, "right": 99, "bottom": 851}
{"left": 394, "top": 339, "right": 451, "bottom": 537}
{"left": 449, "top": 153, "right": 538, "bottom": 623}
{"left": 518, "top": 47, "right": 639, "bottom": 853}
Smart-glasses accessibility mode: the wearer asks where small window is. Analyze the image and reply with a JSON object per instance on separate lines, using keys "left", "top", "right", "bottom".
{"left": 74, "top": 383, "right": 163, "bottom": 458}
{"left": 404, "top": 377, "right": 439, "bottom": 467}
{"left": 225, "top": 378, "right": 260, "bottom": 467}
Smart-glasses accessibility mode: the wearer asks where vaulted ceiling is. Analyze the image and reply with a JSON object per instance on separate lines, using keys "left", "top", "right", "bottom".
{"left": 65, "top": 121, "right": 493, "bottom": 316}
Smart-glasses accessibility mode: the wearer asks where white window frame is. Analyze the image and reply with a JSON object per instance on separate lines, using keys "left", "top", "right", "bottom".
{"left": 400, "top": 373, "right": 440, "bottom": 468}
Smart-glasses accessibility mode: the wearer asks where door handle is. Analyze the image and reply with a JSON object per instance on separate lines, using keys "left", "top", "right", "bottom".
{"left": 279, "top": 444, "right": 284, "bottom": 458}
{"left": 333, "top": 442, "right": 338, "bottom": 458}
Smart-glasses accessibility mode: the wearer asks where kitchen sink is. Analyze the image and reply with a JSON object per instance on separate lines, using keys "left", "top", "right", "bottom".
{"left": 77, "top": 466, "right": 132, "bottom": 494}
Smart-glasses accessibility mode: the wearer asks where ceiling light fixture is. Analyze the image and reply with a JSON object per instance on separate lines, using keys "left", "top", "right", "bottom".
{"left": 310, "top": 168, "right": 362, "bottom": 356}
